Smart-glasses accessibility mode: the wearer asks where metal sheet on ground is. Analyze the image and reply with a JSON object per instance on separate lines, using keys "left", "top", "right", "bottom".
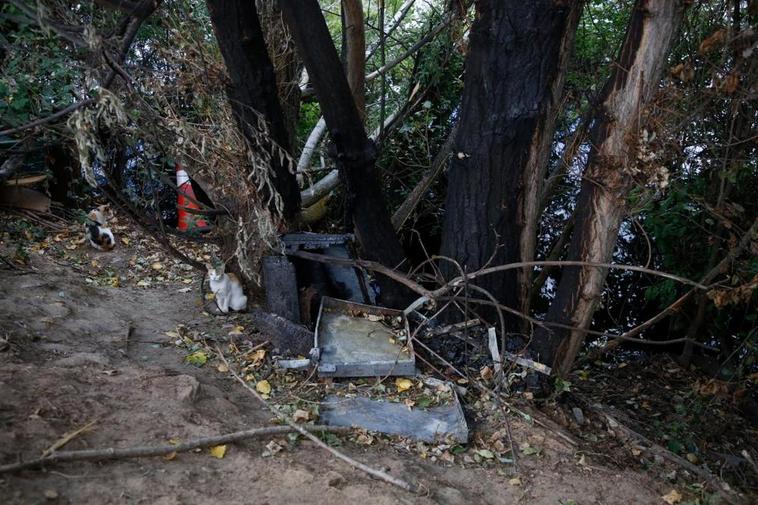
{"left": 315, "top": 297, "right": 415, "bottom": 377}
{"left": 320, "top": 394, "right": 469, "bottom": 443}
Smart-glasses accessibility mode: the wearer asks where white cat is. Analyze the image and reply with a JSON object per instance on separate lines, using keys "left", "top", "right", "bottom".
{"left": 206, "top": 262, "right": 247, "bottom": 313}
{"left": 84, "top": 205, "right": 116, "bottom": 251}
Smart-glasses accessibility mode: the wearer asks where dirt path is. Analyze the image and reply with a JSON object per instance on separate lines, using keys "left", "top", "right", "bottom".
{"left": 0, "top": 244, "right": 671, "bottom": 504}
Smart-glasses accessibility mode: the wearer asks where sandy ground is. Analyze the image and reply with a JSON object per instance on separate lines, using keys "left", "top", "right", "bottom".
{"left": 0, "top": 239, "right": 678, "bottom": 504}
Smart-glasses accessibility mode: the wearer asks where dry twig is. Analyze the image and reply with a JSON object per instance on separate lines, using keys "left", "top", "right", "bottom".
{"left": 0, "top": 424, "right": 350, "bottom": 474}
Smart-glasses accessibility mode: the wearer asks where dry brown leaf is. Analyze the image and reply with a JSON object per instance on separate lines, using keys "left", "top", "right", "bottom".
{"left": 699, "top": 28, "right": 727, "bottom": 54}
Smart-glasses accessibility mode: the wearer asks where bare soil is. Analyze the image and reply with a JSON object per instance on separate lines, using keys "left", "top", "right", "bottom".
{"left": 0, "top": 217, "right": 703, "bottom": 504}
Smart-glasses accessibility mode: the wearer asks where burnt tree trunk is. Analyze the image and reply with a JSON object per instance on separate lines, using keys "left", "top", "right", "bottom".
{"left": 342, "top": 0, "right": 366, "bottom": 120}
{"left": 279, "top": 0, "right": 409, "bottom": 307}
{"left": 531, "top": 0, "right": 686, "bottom": 376}
{"left": 206, "top": 0, "right": 300, "bottom": 221}
{"left": 439, "top": 0, "right": 581, "bottom": 329}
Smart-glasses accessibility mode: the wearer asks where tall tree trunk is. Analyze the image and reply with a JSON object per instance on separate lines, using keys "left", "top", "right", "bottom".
{"left": 206, "top": 0, "right": 300, "bottom": 221}
{"left": 279, "top": 0, "right": 409, "bottom": 307}
{"left": 257, "top": 0, "right": 302, "bottom": 151}
{"left": 531, "top": 0, "right": 686, "bottom": 376}
{"left": 439, "top": 0, "right": 581, "bottom": 328}
{"left": 342, "top": 0, "right": 366, "bottom": 120}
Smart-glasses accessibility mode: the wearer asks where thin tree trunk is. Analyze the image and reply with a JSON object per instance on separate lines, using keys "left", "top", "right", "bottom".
{"left": 342, "top": 0, "right": 366, "bottom": 120}
{"left": 440, "top": 0, "right": 581, "bottom": 328}
{"left": 279, "top": 0, "right": 409, "bottom": 307}
{"left": 206, "top": 0, "right": 300, "bottom": 221}
{"left": 531, "top": 0, "right": 686, "bottom": 376}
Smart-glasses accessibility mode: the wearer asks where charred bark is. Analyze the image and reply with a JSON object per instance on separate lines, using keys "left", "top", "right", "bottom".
{"left": 206, "top": 0, "right": 300, "bottom": 221}
{"left": 279, "top": 0, "right": 409, "bottom": 307}
{"left": 531, "top": 0, "right": 686, "bottom": 375}
{"left": 440, "top": 0, "right": 581, "bottom": 329}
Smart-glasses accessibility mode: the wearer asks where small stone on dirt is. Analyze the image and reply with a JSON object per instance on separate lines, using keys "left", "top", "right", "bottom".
{"left": 43, "top": 489, "right": 58, "bottom": 500}
{"left": 174, "top": 375, "right": 200, "bottom": 404}
{"left": 572, "top": 407, "right": 585, "bottom": 425}
{"left": 325, "top": 471, "right": 346, "bottom": 488}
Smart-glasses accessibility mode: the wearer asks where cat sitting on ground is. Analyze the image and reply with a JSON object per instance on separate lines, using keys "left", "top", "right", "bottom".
{"left": 84, "top": 204, "right": 116, "bottom": 251}
{"left": 206, "top": 262, "right": 247, "bottom": 313}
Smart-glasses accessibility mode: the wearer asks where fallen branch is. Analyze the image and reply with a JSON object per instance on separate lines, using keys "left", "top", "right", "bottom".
{"left": 216, "top": 348, "right": 421, "bottom": 494}
{"left": 0, "top": 424, "right": 350, "bottom": 474}
{"left": 391, "top": 125, "right": 456, "bottom": 230}
{"left": 41, "top": 419, "right": 99, "bottom": 458}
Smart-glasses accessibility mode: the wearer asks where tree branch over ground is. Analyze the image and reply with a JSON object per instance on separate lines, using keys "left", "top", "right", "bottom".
{"left": 0, "top": 425, "right": 351, "bottom": 474}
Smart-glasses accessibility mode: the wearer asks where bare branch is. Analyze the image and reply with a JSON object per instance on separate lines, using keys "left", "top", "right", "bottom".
{"left": 0, "top": 425, "right": 350, "bottom": 474}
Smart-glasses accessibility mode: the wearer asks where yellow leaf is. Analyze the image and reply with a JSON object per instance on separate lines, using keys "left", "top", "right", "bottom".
{"left": 217, "top": 363, "right": 229, "bottom": 373}
{"left": 395, "top": 378, "right": 413, "bottom": 392}
{"left": 121, "top": 237, "right": 130, "bottom": 246}
{"left": 185, "top": 351, "right": 208, "bottom": 366}
{"left": 109, "top": 277, "right": 120, "bottom": 288}
{"left": 662, "top": 489, "right": 682, "bottom": 505}
{"left": 163, "top": 451, "right": 177, "bottom": 461}
{"left": 209, "top": 445, "right": 227, "bottom": 459}
{"left": 256, "top": 380, "right": 271, "bottom": 395}
{"left": 228, "top": 325, "right": 244, "bottom": 336}
{"left": 151, "top": 262, "right": 163, "bottom": 270}
{"left": 508, "top": 477, "right": 522, "bottom": 486}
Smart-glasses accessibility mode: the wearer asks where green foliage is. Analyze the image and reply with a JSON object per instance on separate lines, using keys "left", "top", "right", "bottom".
{"left": 0, "top": 4, "right": 80, "bottom": 131}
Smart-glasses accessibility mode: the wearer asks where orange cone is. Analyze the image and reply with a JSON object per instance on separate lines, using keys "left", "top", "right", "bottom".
{"left": 176, "top": 162, "right": 210, "bottom": 232}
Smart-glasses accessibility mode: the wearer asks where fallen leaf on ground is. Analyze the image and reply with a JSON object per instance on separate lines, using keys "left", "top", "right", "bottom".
{"left": 662, "top": 489, "right": 682, "bottom": 504}
{"left": 217, "top": 363, "right": 229, "bottom": 373}
{"left": 292, "top": 409, "right": 310, "bottom": 423}
{"left": 185, "top": 351, "right": 208, "bottom": 366}
{"left": 163, "top": 451, "right": 177, "bottom": 461}
{"left": 508, "top": 477, "right": 521, "bottom": 486}
{"left": 209, "top": 445, "right": 227, "bottom": 459}
{"left": 395, "top": 378, "right": 413, "bottom": 392}
{"left": 256, "top": 380, "right": 271, "bottom": 395}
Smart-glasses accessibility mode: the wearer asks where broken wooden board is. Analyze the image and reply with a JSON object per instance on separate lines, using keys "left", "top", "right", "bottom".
{"left": 248, "top": 308, "right": 313, "bottom": 357}
{"left": 262, "top": 256, "right": 300, "bottom": 323}
{"left": 320, "top": 392, "right": 468, "bottom": 443}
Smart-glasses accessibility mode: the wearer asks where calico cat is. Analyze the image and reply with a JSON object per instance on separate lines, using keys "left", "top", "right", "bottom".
{"left": 206, "top": 262, "right": 248, "bottom": 313}
{"left": 84, "top": 204, "right": 116, "bottom": 251}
